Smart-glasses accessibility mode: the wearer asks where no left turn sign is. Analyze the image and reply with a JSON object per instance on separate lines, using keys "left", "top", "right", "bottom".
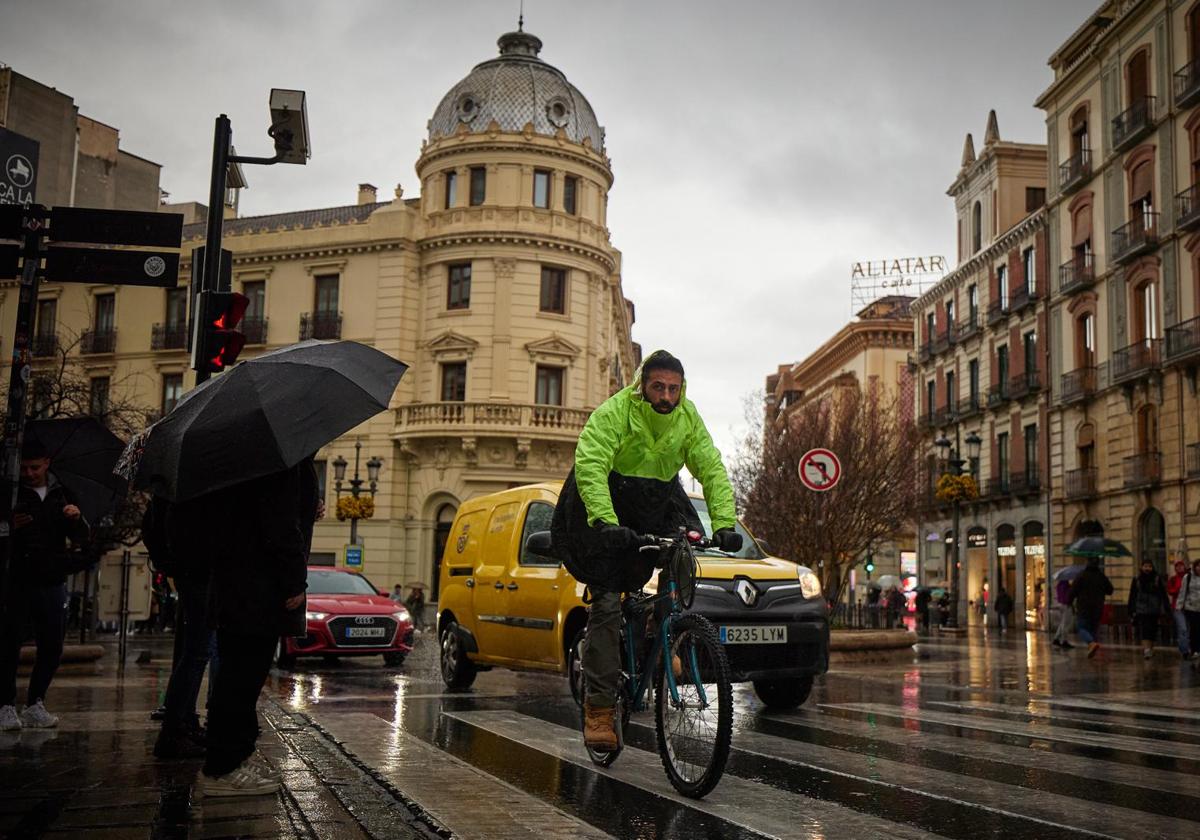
{"left": 798, "top": 448, "right": 841, "bottom": 492}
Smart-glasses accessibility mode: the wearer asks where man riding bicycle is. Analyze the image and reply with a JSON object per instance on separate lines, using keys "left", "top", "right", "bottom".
{"left": 551, "top": 349, "right": 741, "bottom": 750}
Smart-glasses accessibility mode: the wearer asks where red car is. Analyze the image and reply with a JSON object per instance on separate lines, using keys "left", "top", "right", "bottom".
{"left": 274, "top": 567, "right": 414, "bottom": 667}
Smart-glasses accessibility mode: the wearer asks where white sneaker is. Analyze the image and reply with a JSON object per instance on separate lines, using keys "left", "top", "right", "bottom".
{"left": 247, "top": 752, "right": 280, "bottom": 781}
{"left": 195, "top": 760, "right": 281, "bottom": 798}
{"left": 19, "top": 701, "right": 58, "bottom": 729}
{"left": 0, "top": 705, "right": 20, "bottom": 731}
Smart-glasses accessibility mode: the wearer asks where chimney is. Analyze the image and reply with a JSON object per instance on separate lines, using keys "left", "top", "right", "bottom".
{"left": 358, "top": 183, "right": 378, "bottom": 205}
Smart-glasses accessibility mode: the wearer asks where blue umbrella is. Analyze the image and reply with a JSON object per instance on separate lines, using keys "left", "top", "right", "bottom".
{"left": 1065, "top": 536, "right": 1132, "bottom": 558}
{"left": 1053, "top": 564, "right": 1087, "bottom": 583}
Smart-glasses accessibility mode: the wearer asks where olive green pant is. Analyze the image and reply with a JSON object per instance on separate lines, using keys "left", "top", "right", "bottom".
{"left": 582, "top": 590, "right": 623, "bottom": 708}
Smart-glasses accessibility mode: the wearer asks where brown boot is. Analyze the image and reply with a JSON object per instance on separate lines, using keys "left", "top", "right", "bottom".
{"left": 583, "top": 703, "right": 617, "bottom": 750}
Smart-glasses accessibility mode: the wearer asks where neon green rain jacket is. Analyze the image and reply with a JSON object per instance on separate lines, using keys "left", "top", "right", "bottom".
{"left": 573, "top": 353, "right": 738, "bottom": 533}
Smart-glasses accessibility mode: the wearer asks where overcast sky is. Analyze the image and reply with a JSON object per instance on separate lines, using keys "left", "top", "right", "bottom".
{"left": 3, "top": 0, "right": 1099, "bottom": 461}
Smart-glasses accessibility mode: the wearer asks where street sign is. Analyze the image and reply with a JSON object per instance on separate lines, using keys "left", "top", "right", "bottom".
{"left": 50, "top": 207, "right": 183, "bottom": 247}
{"left": 0, "top": 244, "right": 17, "bottom": 279}
{"left": 0, "top": 128, "right": 39, "bottom": 208}
{"left": 344, "top": 544, "right": 364, "bottom": 569}
{"left": 798, "top": 448, "right": 841, "bottom": 492}
{"left": 44, "top": 247, "right": 179, "bottom": 287}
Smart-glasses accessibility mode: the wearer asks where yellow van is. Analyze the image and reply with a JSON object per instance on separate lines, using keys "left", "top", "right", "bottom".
{"left": 436, "top": 482, "right": 829, "bottom": 709}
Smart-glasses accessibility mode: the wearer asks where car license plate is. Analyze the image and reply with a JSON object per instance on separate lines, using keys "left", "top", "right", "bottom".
{"left": 720, "top": 625, "right": 786, "bottom": 644}
{"left": 346, "top": 627, "right": 387, "bottom": 638}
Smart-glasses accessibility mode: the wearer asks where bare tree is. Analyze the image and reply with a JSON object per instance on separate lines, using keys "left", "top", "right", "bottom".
{"left": 733, "top": 383, "right": 919, "bottom": 606}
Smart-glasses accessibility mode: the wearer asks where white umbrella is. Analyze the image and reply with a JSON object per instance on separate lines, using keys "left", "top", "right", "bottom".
{"left": 875, "top": 574, "right": 901, "bottom": 589}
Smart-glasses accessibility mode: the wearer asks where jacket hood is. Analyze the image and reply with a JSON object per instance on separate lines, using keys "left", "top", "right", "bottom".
{"left": 629, "top": 350, "right": 688, "bottom": 403}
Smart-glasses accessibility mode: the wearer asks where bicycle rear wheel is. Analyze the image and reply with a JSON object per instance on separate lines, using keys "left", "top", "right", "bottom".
{"left": 654, "top": 613, "right": 732, "bottom": 798}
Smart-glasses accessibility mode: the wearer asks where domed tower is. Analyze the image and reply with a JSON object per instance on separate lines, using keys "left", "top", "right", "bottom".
{"left": 398, "top": 25, "right": 637, "bottom": 584}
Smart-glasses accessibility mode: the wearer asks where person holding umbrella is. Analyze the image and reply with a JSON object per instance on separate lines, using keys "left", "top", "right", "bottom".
{"left": 1069, "top": 558, "right": 1114, "bottom": 658}
{"left": 1128, "top": 559, "right": 1170, "bottom": 660}
{"left": 0, "top": 440, "right": 92, "bottom": 731}
{"left": 1051, "top": 565, "right": 1084, "bottom": 649}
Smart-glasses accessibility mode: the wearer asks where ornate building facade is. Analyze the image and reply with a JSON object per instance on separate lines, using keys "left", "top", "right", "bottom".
{"left": 0, "top": 28, "right": 639, "bottom": 595}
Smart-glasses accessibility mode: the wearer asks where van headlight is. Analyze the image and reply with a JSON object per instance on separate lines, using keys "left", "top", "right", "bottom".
{"left": 798, "top": 570, "right": 822, "bottom": 600}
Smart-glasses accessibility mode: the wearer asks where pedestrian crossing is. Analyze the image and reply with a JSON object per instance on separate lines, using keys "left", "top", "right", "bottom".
{"left": 298, "top": 680, "right": 1200, "bottom": 840}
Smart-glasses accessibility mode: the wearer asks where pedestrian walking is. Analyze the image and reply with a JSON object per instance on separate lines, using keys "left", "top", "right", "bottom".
{"left": 1052, "top": 577, "right": 1075, "bottom": 649}
{"left": 1180, "top": 559, "right": 1200, "bottom": 662}
{"left": 915, "top": 588, "right": 932, "bottom": 632}
{"left": 197, "top": 459, "right": 314, "bottom": 797}
{"left": 389, "top": 584, "right": 404, "bottom": 604}
{"left": 1167, "top": 559, "right": 1190, "bottom": 659}
{"left": 404, "top": 584, "right": 427, "bottom": 631}
{"left": 866, "top": 586, "right": 881, "bottom": 628}
{"left": 1069, "top": 558, "right": 1114, "bottom": 658}
{"left": 1128, "top": 560, "right": 1169, "bottom": 660}
{"left": 885, "top": 587, "right": 903, "bottom": 629}
{"left": 993, "top": 587, "right": 1014, "bottom": 633}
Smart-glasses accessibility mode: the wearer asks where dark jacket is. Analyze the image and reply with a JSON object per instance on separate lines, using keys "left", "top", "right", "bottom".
{"left": 210, "top": 463, "right": 310, "bottom": 637}
{"left": 10, "top": 476, "right": 91, "bottom": 590}
{"left": 1128, "top": 572, "right": 1169, "bottom": 617}
{"left": 1069, "top": 563, "right": 1114, "bottom": 621}
{"left": 552, "top": 467, "right": 700, "bottom": 593}
{"left": 994, "top": 591, "right": 1014, "bottom": 616}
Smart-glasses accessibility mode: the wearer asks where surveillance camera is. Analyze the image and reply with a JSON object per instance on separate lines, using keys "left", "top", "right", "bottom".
{"left": 268, "top": 88, "right": 310, "bottom": 165}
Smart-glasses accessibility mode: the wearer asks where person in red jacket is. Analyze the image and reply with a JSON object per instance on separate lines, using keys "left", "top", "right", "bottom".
{"left": 1167, "top": 559, "right": 1190, "bottom": 659}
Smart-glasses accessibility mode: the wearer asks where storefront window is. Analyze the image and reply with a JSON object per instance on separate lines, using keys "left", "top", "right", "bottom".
{"left": 996, "top": 524, "right": 1017, "bottom": 623}
{"left": 1023, "top": 521, "right": 1046, "bottom": 629}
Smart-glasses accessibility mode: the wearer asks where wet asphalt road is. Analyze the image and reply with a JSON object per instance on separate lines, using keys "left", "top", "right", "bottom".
{"left": 262, "top": 628, "right": 1200, "bottom": 840}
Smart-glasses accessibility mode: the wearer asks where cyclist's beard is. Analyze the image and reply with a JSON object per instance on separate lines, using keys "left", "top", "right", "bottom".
{"left": 643, "top": 387, "right": 678, "bottom": 414}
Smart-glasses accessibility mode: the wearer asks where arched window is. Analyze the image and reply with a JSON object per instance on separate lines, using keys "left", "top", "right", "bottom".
{"left": 972, "top": 201, "right": 982, "bottom": 254}
{"left": 1069, "top": 105, "right": 1090, "bottom": 158}
{"left": 432, "top": 503, "right": 458, "bottom": 600}
{"left": 1136, "top": 404, "right": 1158, "bottom": 455}
{"left": 1131, "top": 276, "right": 1159, "bottom": 342}
{"left": 1129, "top": 159, "right": 1155, "bottom": 229}
{"left": 1075, "top": 312, "right": 1095, "bottom": 368}
{"left": 1138, "top": 507, "right": 1167, "bottom": 576}
{"left": 1126, "top": 48, "right": 1150, "bottom": 106}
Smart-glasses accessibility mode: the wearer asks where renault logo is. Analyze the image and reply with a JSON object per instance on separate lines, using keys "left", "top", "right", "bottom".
{"left": 354, "top": 616, "right": 374, "bottom": 625}
{"left": 735, "top": 580, "right": 758, "bottom": 607}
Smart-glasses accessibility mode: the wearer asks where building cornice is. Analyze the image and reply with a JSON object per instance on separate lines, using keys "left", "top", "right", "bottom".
{"left": 787, "top": 320, "right": 912, "bottom": 389}
{"left": 1035, "top": 0, "right": 1146, "bottom": 109}
{"left": 419, "top": 232, "right": 617, "bottom": 273}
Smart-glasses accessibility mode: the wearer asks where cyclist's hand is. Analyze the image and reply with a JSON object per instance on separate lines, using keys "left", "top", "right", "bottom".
{"left": 713, "top": 528, "right": 743, "bottom": 552}
{"left": 596, "top": 522, "right": 639, "bottom": 553}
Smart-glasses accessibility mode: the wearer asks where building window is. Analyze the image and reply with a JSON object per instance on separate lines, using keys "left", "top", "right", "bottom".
{"left": 535, "top": 366, "right": 564, "bottom": 405}
{"left": 447, "top": 263, "right": 471, "bottom": 310}
{"left": 997, "top": 265, "right": 1009, "bottom": 310}
{"left": 997, "top": 345, "right": 1009, "bottom": 388}
{"left": 997, "top": 432, "right": 1010, "bottom": 480}
{"left": 444, "top": 170, "right": 457, "bottom": 208}
{"left": 1024, "top": 424, "right": 1038, "bottom": 474}
{"left": 165, "top": 287, "right": 187, "bottom": 332}
{"left": 533, "top": 169, "right": 551, "bottom": 208}
{"left": 926, "top": 379, "right": 935, "bottom": 415}
{"left": 1078, "top": 313, "right": 1095, "bottom": 365}
{"left": 243, "top": 281, "right": 265, "bottom": 320}
{"left": 540, "top": 267, "right": 567, "bottom": 314}
{"left": 1133, "top": 279, "right": 1159, "bottom": 342}
{"left": 925, "top": 311, "right": 935, "bottom": 342}
{"left": 563, "top": 175, "right": 578, "bottom": 215}
{"left": 968, "top": 359, "right": 979, "bottom": 405}
{"left": 1070, "top": 106, "right": 1089, "bottom": 156}
{"left": 945, "top": 371, "right": 956, "bottom": 411}
{"left": 162, "top": 374, "right": 183, "bottom": 415}
{"left": 95, "top": 293, "right": 115, "bottom": 334}
{"left": 1022, "top": 246, "right": 1036, "bottom": 291}
{"left": 972, "top": 201, "right": 982, "bottom": 253}
{"left": 315, "top": 275, "right": 339, "bottom": 316}
{"left": 1025, "top": 188, "right": 1046, "bottom": 212}
{"left": 967, "top": 284, "right": 978, "bottom": 325}
{"left": 35, "top": 299, "right": 57, "bottom": 341}
{"left": 89, "top": 377, "right": 109, "bottom": 418}
{"left": 441, "top": 362, "right": 467, "bottom": 402}
{"left": 945, "top": 299, "right": 955, "bottom": 332}
{"left": 1023, "top": 331, "right": 1037, "bottom": 375}
{"left": 469, "top": 167, "right": 486, "bottom": 206}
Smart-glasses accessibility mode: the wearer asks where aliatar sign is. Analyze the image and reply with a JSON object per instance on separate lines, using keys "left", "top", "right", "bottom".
{"left": 851, "top": 256, "right": 947, "bottom": 279}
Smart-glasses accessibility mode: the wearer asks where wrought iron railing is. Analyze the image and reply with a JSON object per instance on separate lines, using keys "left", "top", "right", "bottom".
{"left": 80, "top": 328, "right": 117, "bottom": 354}
{"left": 1111, "top": 211, "right": 1159, "bottom": 264}
{"left": 1189, "top": 443, "right": 1200, "bottom": 478}
{"left": 1176, "top": 184, "right": 1200, "bottom": 233}
{"left": 1010, "top": 469, "right": 1041, "bottom": 496}
{"left": 1111, "top": 338, "right": 1161, "bottom": 383}
{"left": 986, "top": 299, "right": 1008, "bottom": 326}
{"left": 1009, "top": 284, "right": 1040, "bottom": 312}
{"left": 241, "top": 317, "right": 269, "bottom": 345}
{"left": 1058, "top": 254, "right": 1095, "bottom": 296}
{"left": 956, "top": 314, "right": 979, "bottom": 342}
{"left": 1176, "top": 60, "right": 1200, "bottom": 109}
{"left": 1167, "top": 315, "right": 1200, "bottom": 361}
{"left": 300, "top": 312, "right": 342, "bottom": 341}
{"left": 1058, "top": 148, "right": 1092, "bottom": 194}
{"left": 151, "top": 323, "right": 187, "bottom": 351}
{"left": 1009, "top": 369, "right": 1041, "bottom": 400}
{"left": 1111, "top": 96, "right": 1156, "bottom": 151}
{"left": 1060, "top": 366, "right": 1096, "bottom": 404}
{"left": 31, "top": 334, "right": 59, "bottom": 358}
{"left": 1123, "top": 451, "right": 1162, "bottom": 488}
{"left": 987, "top": 382, "right": 1009, "bottom": 408}
{"left": 1064, "top": 467, "right": 1098, "bottom": 500}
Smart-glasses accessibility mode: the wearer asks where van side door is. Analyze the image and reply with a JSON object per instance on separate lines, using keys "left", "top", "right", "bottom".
{"left": 505, "top": 496, "right": 563, "bottom": 665}
{"left": 471, "top": 501, "right": 522, "bottom": 659}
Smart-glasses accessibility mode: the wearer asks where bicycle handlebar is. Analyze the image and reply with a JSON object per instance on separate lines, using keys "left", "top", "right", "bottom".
{"left": 636, "top": 529, "right": 712, "bottom": 553}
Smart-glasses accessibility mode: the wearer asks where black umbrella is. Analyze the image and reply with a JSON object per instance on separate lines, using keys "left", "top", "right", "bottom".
{"left": 25, "top": 417, "right": 128, "bottom": 524}
{"left": 1064, "top": 536, "right": 1132, "bottom": 558}
{"left": 129, "top": 340, "right": 407, "bottom": 502}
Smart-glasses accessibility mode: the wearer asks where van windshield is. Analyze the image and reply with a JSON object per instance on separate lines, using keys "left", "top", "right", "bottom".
{"left": 690, "top": 498, "right": 764, "bottom": 560}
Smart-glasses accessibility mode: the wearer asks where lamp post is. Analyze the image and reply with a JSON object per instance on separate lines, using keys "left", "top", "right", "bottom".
{"left": 935, "top": 428, "right": 982, "bottom": 629}
{"left": 332, "top": 440, "right": 383, "bottom": 546}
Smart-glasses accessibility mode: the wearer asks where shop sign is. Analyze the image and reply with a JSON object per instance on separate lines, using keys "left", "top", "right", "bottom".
{"left": 967, "top": 531, "right": 988, "bottom": 548}
{"left": 997, "top": 545, "right": 1017, "bottom": 556}
{"left": 0, "top": 128, "right": 39, "bottom": 207}
{"left": 1023, "top": 544, "right": 1045, "bottom": 557}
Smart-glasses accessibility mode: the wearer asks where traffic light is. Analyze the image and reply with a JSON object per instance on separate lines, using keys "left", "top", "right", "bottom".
{"left": 864, "top": 555, "right": 875, "bottom": 575}
{"left": 192, "top": 290, "right": 248, "bottom": 374}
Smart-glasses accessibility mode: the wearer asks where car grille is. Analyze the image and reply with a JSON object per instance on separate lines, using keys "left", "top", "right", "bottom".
{"left": 327, "top": 615, "right": 398, "bottom": 647}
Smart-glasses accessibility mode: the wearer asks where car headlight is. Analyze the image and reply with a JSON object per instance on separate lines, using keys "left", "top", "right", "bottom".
{"left": 305, "top": 611, "right": 328, "bottom": 621}
{"left": 798, "top": 569, "right": 822, "bottom": 600}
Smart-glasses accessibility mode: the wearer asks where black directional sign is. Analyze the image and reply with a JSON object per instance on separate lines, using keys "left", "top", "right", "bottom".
{"left": 0, "top": 245, "right": 17, "bottom": 279}
{"left": 0, "top": 128, "right": 39, "bottom": 208}
{"left": 44, "top": 247, "right": 179, "bottom": 288}
{"left": 50, "top": 207, "right": 183, "bottom": 247}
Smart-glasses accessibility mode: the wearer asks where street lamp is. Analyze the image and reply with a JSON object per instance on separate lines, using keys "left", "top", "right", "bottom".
{"left": 935, "top": 429, "right": 982, "bottom": 629}
{"left": 332, "top": 440, "right": 383, "bottom": 546}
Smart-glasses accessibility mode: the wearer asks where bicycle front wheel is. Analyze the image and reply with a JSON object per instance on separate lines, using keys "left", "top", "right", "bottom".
{"left": 654, "top": 613, "right": 732, "bottom": 798}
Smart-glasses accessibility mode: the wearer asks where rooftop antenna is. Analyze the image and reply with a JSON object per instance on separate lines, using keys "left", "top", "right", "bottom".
{"left": 518, "top": 0, "right": 524, "bottom": 31}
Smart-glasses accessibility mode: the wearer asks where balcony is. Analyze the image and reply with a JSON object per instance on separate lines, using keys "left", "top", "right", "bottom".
{"left": 1111, "top": 96, "right": 1156, "bottom": 153}
{"left": 918, "top": 412, "right": 937, "bottom": 430}
{"left": 1189, "top": 443, "right": 1200, "bottom": 479}
{"left": 986, "top": 299, "right": 1009, "bottom": 326}
{"left": 1176, "top": 59, "right": 1200, "bottom": 109}
{"left": 1009, "top": 284, "right": 1041, "bottom": 314}
{"left": 987, "top": 381, "right": 1009, "bottom": 408}
{"left": 1060, "top": 366, "right": 1097, "bottom": 405}
{"left": 1123, "top": 451, "right": 1162, "bottom": 489}
{"left": 933, "top": 406, "right": 957, "bottom": 427}
{"left": 395, "top": 401, "right": 591, "bottom": 440}
{"left": 957, "top": 393, "right": 982, "bottom": 419}
{"left": 1177, "top": 184, "right": 1200, "bottom": 234}
{"left": 956, "top": 314, "right": 980, "bottom": 342}
{"left": 151, "top": 323, "right": 187, "bottom": 351}
{"left": 1111, "top": 338, "right": 1162, "bottom": 383}
{"left": 31, "top": 333, "right": 59, "bottom": 358}
{"left": 1058, "top": 148, "right": 1092, "bottom": 195}
{"left": 1058, "top": 254, "right": 1095, "bottom": 296}
{"left": 1111, "top": 212, "right": 1159, "bottom": 264}
{"left": 241, "top": 317, "right": 269, "bottom": 345}
{"left": 1065, "top": 467, "right": 1098, "bottom": 501}
{"left": 1167, "top": 316, "right": 1200, "bottom": 363}
{"left": 1009, "top": 369, "right": 1042, "bottom": 401}
{"left": 986, "top": 476, "right": 1011, "bottom": 498}
{"left": 1010, "top": 469, "right": 1041, "bottom": 497}
{"left": 932, "top": 330, "right": 954, "bottom": 356}
{"left": 916, "top": 338, "right": 935, "bottom": 364}
{"left": 80, "top": 328, "right": 116, "bottom": 355}
{"left": 300, "top": 311, "right": 342, "bottom": 341}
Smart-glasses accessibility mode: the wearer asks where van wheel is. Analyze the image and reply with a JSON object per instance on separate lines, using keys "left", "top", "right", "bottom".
{"left": 753, "top": 676, "right": 813, "bottom": 710}
{"left": 567, "top": 629, "right": 585, "bottom": 707}
{"left": 274, "top": 638, "right": 296, "bottom": 669}
{"left": 440, "top": 621, "right": 477, "bottom": 690}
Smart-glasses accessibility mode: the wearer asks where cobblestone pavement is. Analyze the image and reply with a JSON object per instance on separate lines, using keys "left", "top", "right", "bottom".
{"left": 3, "top": 627, "right": 1199, "bottom": 838}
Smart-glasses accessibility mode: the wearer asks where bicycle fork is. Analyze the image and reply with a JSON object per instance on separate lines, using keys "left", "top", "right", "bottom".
{"left": 662, "top": 581, "right": 709, "bottom": 708}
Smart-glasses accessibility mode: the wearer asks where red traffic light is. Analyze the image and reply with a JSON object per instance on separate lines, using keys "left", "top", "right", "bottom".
{"left": 192, "top": 290, "right": 249, "bottom": 374}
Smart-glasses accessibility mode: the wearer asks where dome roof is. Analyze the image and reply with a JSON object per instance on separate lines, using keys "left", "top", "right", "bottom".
{"left": 427, "top": 29, "right": 604, "bottom": 151}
